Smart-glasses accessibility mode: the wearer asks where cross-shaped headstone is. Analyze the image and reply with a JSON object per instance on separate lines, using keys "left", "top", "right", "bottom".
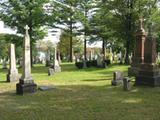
{"left": 139, "top": 18, "right": 144, "bottom": 29}
{"left": 24, "top": 25, "right": 30, "bottom": 34}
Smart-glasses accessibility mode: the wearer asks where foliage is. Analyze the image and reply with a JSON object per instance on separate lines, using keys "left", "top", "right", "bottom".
{"left": 0, "top": 0, "right": 49, "bottom": 41}
{"left": 0, "top": 34, "right": 23, "bottom": 59}
{"left": 91, "top": 0, "right": 160, "bottom": 63}
{"left": 58, "top": 31, "right": 83, "bottom": 61}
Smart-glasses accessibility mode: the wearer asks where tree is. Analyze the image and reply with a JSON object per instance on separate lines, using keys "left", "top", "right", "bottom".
{"left": 92, "top": 0, "right": 160, "bottom": 64}
{"left": 0, "top": 0, "right": 50, "bottom": 66}
{"left": 77, "top": 0, "right": 98, "bottom": 67}
{"left": 58, "top": 31, "right": 83, "bottom": 61}
{"left": 50, "top": 0, "right": 82, "bottom": 62}
{"left": 0, "top": 33, "right": 23, "bottom": 60}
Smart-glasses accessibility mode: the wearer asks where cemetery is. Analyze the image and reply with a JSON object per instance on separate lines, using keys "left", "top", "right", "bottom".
{"left": 1, "top": 0, "right": 160, "bottom": 120}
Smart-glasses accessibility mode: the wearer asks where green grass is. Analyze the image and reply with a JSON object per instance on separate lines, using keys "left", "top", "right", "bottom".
{"left": 0, "top": 63, "right": 160, "bottom": 120}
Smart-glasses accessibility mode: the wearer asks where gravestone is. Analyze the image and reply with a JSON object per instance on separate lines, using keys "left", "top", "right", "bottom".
{"left": 16, "top": 25, "right": 37, "bottom": 95}
{"left": 135, "top": 23, "right": 160, "bottom": 86}
{"left": 45, "top": 51, "right": 51, "bottom": 67}
{"left": 57, "top": 49, "right": 61, "bottom": 64}
{"left": 128, "top": 18, "right": 147, "bottom": 76}
{"left": 53, "top": 46, "right": 61, "bottom": 72}
{"left": 97, "top": 54, "right": 103, "bottom": 67}
{"left": 123, "top": 77, "right": 131, "bottom": 91}
{"left": 111, "top": 71, "right": 124, "bottom": 86}
{"left": 48, "top": 67, "right": 55, "bottom": 76}
{"left": 48, "top": 46, "right": 61, "bottom": 76}
{"left": 7, "top": 44, "right": 19, "bottom": 82}
{"left": 2, "top": 59, "right": 8, "bottom": 69}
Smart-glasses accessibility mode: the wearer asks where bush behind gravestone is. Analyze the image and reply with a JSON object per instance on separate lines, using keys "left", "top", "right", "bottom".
{"left": 75, "top": 62, "right": 83, "bottom": 69}
{"left": 91, "top": 60, "right": 97, "bottom": 67}
{"left": 86, "top": 61, "right": 92, "bottom": 67}
{"left": 75, "top": 60, "right": 98, "bottom": 69}
{"left": 105, "top": 59, "right": 111, "bottom": 65}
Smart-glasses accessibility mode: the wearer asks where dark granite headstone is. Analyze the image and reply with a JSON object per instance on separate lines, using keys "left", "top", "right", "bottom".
{"left": 128, "top": 18, "right": 146, "bottom": 76}
{"left": 135, "top": 22, "right": 160, "bottom": 87}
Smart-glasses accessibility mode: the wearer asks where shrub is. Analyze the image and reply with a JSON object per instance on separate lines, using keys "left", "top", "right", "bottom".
{"left": 105, "top": 59, "right": 111, "bottom": 65}
{"left": 75, "top": 62, "right": 83, "bottom": 69}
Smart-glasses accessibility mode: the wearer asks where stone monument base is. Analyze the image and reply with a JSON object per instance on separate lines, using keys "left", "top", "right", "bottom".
{"left": 7, "top": 73, "right": 19, "bottom": 82}
{"left": 128, "top": 67, "right": 139, "bottom": 76}
{"left": 135, "top": 64, "right": 160, "bottom": 87}
{"left": 16, "top": 82, "right": 37, "bottom": 95}
{"left": 136, "top": 75, "right": 160, "bottom": 87}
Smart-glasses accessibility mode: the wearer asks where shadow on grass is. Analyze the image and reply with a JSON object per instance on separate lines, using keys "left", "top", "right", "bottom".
{"left": 82, "top": 78, "right": 111, "bottom": 81}
{"left": 0, "top": 81, "right": 7, "bottom": 83}
{"left": 61, "top": 63, "right": 78, "bottom": 72}
{"left": 0, "top": 83, "right": 160, "bottom": 120}
{"left": 31, "top": 65, "right": 48, "bottom": 74}
{"left": 0, "top": 68, "right": 8, "bottom": 74}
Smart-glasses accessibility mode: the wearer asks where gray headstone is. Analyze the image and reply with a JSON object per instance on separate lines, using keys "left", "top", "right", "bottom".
{"left": 7, "top": 44, "right": 19, "bottom": 82}
{"left": 97, "top": 54, "right": 103, "bottom": 67}
{"left": 48, "top": 46, "right": 61, "bottom": 76}
{"left": 48, "top": 68, "right": 55, "bottom": 76}
{"left": 123, "top": 77, "right": 131, "bottom": 91}
{"left": 2, "top": 59, "right": 8, "bottom": 69}
{"left": 111, "top": 71, "right": 124, "bottom": 86}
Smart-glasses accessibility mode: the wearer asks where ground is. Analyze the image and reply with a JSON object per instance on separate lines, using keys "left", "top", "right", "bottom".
{"left": 0, "top": 63, "right": 160, "bottom": 120}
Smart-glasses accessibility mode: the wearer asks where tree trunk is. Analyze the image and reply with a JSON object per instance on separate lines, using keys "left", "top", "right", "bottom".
{"left": 29, "top": 0, "right": 33, "bottom": 67}
{"left": 69, "top": 18, "right": 73, "bottom": 62}
{"left": 102, "top": 39, "right": 106, "bottom": 61}
{"left": 125, "top": 0, "right": 133, "bottom": 64}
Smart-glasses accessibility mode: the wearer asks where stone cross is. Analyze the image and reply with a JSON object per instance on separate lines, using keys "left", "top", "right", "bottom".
{"left": 139, "top": 18, "right": 143, "bottom": 29}
{"left": 16, "top": 25, "right": 37, "bottom": 95}
{"left": 25, "top": 25, "right": 29, "bottom": 35}
{"left": 54, "top": 46, "right": 59, "bottom": 67}
{"left": 54, "top": 46, "right": 61, "bottom": 72}
{"left": 21, "top": 25, "right": 32, "bottom": 83}
{"left": 7, "top": 44, "right": 19, "bottom": 82}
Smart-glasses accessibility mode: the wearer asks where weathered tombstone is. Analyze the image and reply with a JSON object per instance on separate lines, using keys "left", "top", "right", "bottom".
{"left": 111, "top": 71, "right": 124, "bottom": 86}
{"left": 57, "top": 49, "right": 61, "bottom": 64}
{"left": 48, "top": 67, "right": 55, "bottom": 76}
{"left": 7, "top": 44, "right": 19, "bottom": 82}
{"left": 2, "top": 59, "right": 8, "bottom": 69}
{"left": 123, "top": 77, "right": 132, "bottom": 91}
{"left": 45, "top": 50, "right": 51, "bottom": 67}
{"left": 53, "top": 46, "right": 61, "bottom": 72}
{"left": 97, "top": 54, "right": 103, "bottom": 67}
{"left": 48, "top": 46, "right": 61, "bottom": 76}
{"left": 128, "top": 18, "right": 147, "bottom": 76}
{"left": 16, "top": 25, "right": 37, "bottom": 95}
{"left": 18, "top": 58, "right": 23, "bottom": 68}
{"left": 135, "top": 23, "right": 160, "bottom": 86}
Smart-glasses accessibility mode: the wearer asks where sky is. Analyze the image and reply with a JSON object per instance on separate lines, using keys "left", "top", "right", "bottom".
{"left": 0, "top": 21, "right": 16, "bottom": 34}
{"left": 0, "top": 21, "right": 102, "bottom": 48}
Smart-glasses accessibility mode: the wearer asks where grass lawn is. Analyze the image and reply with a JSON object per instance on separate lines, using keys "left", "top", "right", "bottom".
{"left": 0, "top": 63, "right": 160, "bottom": 120}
